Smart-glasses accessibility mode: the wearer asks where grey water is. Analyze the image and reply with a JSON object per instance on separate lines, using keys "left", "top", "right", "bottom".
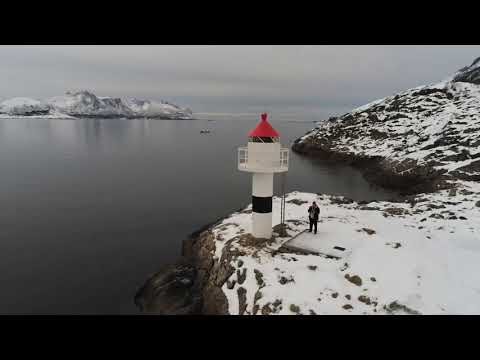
{"left": 0, "top": 117, "right": 397, "bottom": 314}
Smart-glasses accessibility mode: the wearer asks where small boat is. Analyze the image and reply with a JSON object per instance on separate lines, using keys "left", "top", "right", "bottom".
{"left": 200, "top": 129, "right": 211, "bottom": 134}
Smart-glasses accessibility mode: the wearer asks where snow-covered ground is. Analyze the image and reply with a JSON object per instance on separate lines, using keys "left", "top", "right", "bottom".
{"left": 209, "top": 183, "right": 480, "bottom": 315}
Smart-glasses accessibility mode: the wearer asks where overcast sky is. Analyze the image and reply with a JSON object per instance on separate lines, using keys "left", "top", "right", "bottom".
{"left": 0, "top": 45, "right": 478, "bottom": 120}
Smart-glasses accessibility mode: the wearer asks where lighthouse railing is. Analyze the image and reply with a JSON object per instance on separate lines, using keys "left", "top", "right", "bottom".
{"left": 238, "top": 147, "right": 248, "bottom": 167}
{"left": 238, "top": 147, "right": 289, "bottom": 172}
{"left": 280, "top": 148, "right": 289, "bottom": 168}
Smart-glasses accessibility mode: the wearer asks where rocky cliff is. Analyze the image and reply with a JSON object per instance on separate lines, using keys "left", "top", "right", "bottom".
{"left": 135, "top": 217, "right": 231, "bottom": 315}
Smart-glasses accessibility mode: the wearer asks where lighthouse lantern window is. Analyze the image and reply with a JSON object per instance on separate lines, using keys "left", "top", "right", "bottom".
{"left": 248, "top": 136, "right": 279, "bottom": 143}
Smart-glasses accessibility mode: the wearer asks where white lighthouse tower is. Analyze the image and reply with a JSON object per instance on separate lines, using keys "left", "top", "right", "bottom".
{"left": 238, "top": 113, "right": 289, "bottom": 239}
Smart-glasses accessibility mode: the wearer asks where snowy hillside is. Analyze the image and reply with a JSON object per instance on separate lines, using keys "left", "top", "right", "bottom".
{"left": 294, "top": 57, "right": 480, "bottom": 185}
{"left": 453, "top": 56, "right": 480, "bottom": 84}
{"left": 0, "top": 91, "right": 193, "bottom": 119}
{"left": 206, "top": 186, "right": 480, "bottom": 315}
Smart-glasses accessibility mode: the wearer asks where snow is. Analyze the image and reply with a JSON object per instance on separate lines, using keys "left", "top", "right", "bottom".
{"left": 47, "top": 91, "right": 193, "bottom": 119}
{"left": 285, "top": 229, "right": 356, "bottom": 259}
{"left": 48, "top": 91, "right": 132, "bottom": 117}
{"left": 211, "top": 183, "right": 480, "bottom": 315}
{"left": 351, "top": 96, "right": 389, "bottom": 113}
{"left": 0, "top": 97, "right": 50, "bottom": 116}
{"left": 452, "top": 57, "right": 480, "bottom": 83}
{"left": 299, "top": 77, "right": 480, "bottom": 178}
{"left": 124, "top": 98, "right": 193, "bottom": 119}
{"left": 1, "top": 97, "right": 43, "bottom": 107}
{"left": 0, "top": 91, "right": 193, "bottom": 119}
{"left": 0, "top": 113, "right": 74, "bottom": 119}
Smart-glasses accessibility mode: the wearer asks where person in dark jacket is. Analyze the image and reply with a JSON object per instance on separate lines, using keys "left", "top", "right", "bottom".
{"left": 308, "top": 201, "right": 320, "bottom": 234}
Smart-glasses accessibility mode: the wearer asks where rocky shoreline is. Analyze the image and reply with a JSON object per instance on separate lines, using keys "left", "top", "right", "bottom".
{"left": 135, "top": 217, "right": 230, "bottom": 314}
{"left": 291, "top": 138, "right": 453, "bottom": 195}
{"left": 134, "top": 213, "right": 293, "bottom": 315}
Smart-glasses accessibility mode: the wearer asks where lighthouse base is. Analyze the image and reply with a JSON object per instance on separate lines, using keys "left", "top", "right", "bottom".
{"left": 252, "top": 212, "right": 272, "bottom": 239}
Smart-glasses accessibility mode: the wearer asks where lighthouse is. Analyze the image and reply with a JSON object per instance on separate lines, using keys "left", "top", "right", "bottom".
{"left": 238, "top": 113, "right": 289, "bottom": 239}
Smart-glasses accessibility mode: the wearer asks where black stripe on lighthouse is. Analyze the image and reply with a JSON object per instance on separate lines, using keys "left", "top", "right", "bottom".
{"left": 252, "top": 196, "right": 272, "bottom": 213}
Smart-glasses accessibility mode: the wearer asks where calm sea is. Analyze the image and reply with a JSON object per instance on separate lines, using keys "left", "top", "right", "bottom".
{"left": 0, "top": 117, "right": 396, "bottom": 314}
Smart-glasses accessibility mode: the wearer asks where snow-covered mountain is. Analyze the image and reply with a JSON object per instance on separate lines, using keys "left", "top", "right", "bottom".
{"left": 453, "top": 56, "right": 480, "bottom": 84}
{"left": 0, "top": 97, "right": 51, "bottom": 116}
{"left": 293, "top": 57, "right": 480, "bottom": 190}
{"left": 123, "top": 97, "right": 193, "bottom": 119}
{"left": 48, "top": 91, "right": 133, "bottom": 118}
{"left": 0, "top": 90, "right": 194, "bottom": 119}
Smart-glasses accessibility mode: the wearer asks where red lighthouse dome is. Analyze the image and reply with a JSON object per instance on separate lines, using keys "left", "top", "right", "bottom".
{"left": 248, "top": 113, "right": 280, "bottom": 138}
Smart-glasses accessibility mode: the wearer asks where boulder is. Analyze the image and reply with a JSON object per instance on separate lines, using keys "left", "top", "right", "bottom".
{"left": 345, "top": 274, "right": 363, "bottom": 286}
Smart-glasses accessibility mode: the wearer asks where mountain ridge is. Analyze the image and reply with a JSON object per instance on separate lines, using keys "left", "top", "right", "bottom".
{"left": 0, "top": 90, "right": 193, "bottom": 119}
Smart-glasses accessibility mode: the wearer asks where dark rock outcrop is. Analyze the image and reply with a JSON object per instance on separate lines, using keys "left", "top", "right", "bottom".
{"left": 135, "top": 216, "right": 231, "bottom": 315}
{"left": 134, "top": 259, "right": 201, "bottom": 315}
{"left": 453, "top": 57, "right": 480, "bottom": 85}
{"left": 135, "top": 210, "right": 263, "bottom": 314}
{"left": 293, "top": 140, "right": 449, "bottom": 195}
{"left": 345, "top": 274, "right": 363, "bottom": 286}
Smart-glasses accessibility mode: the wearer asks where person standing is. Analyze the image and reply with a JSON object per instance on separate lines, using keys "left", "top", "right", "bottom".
{"left": 308, "top": 201, "right": 320, "bottom": 234}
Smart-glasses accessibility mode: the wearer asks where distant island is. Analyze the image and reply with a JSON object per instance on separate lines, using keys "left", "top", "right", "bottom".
{"left": 0, "top": 90, "right": 193, "bottom": 120}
